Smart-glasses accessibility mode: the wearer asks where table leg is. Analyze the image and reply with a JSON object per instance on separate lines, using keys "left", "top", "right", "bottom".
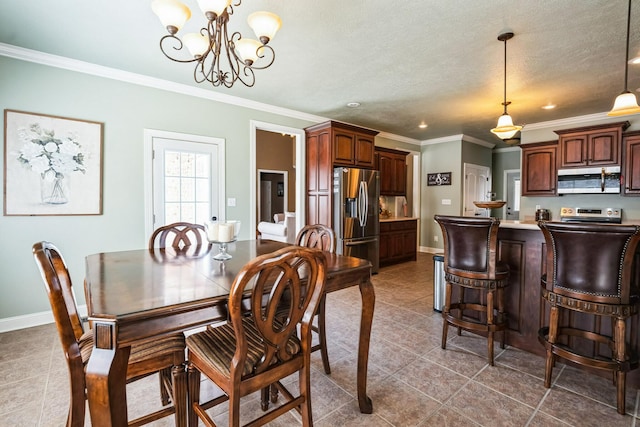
{"left": 357, "top": 276, "right": 375, "bottom": 414}
{"left": 86, "top": 323, "right": 130, "bottom": 427}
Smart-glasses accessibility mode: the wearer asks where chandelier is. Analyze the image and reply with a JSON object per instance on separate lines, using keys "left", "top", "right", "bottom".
{"left": 151, "top": 0, "right": 282, "bottom": 88}
{"left": 608, "top": 0, "right": 640, "bottom": 116}
{"left": 490, "top": 32, "right": 523, "bottom": 144}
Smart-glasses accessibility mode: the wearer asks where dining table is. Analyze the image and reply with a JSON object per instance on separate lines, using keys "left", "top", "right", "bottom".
{"left": 84, "top": 239, "right": 375, "bottom": 426}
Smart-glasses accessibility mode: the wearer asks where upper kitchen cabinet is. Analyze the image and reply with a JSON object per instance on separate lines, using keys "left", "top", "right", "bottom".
{"left": 623, "top": 131, "right": 640, "bottom": 195}
{"left": 304, "top": 121, "right": 379, "bottom": 227}
{"left": 375, "top": 147, "right": 408, "bottom": 196}
{"left": 555, "top": 122, "right": 629, "bottom": 169}
{"left": 520, "top": 141, "right": 558, "bottom": 196}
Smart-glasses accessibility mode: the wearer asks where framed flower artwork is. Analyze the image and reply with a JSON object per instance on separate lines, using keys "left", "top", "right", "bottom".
{"left": 3, "top": 110, "right": 103, "bottom": 215}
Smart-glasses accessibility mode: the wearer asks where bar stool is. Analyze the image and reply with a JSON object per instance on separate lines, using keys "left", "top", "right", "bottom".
{"left": 434, "top": 215, "right": 509, "bottom": 365}
{"left": 538, "top": 221, "right": 640, "bottom": 415}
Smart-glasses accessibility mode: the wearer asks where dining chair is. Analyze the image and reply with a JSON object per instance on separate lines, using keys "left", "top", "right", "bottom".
{"left": 149, "top": 221, "right": 211, "bottom": 257}
{"left": 185, "top": 246, "right": 327, "bottom": 427}
{"left": 295, "top": 224, "right": 336, "bottom": 374}
{"left": 538, "top": 221, "right": 640, "bottom": 415}
{"left": 32, "top": 241, "right": 187, "bottom": 427}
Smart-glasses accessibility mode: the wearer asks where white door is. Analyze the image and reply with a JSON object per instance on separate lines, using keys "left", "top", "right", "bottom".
{"left": 463, "top": 163, "right": 491, "bottom": 217}
{"left": 505, "top": 170, "right": 521, "bottom": 220}
{"left": 144, "top": 130, "right": 225, "bottom": 238}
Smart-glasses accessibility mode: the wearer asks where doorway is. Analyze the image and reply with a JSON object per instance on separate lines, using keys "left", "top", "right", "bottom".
{"left": 504, "top": 169, "right": 521, "bottom": 220}
{"left": 463, "top": 163, "right": 491, "bottom": 217}
{"left": 258, "top": 169, "right": 288, "bottom": 223}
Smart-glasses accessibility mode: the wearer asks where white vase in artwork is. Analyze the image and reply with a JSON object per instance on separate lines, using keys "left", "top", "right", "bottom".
{"left": 40, "top": 170, "right": 69, "bottom": 204}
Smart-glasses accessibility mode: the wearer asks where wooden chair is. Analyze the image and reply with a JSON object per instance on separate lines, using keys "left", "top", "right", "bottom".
{"left": 295, "top": 224, "right": 336, "bottom": 375}
{"left": 185, "top": 246, "right": 327, "bottom": 427}
{"left": 538, "top": 222, "right": 640, "bottom": 415}
{"left": 32, "top": 241, "right": 187, "bottom": 427}
{"left": 149, "top": 222, "right": 211, "bottom": 257}
{"left": 434, "top": 215, "right": 510, "bottom": 365}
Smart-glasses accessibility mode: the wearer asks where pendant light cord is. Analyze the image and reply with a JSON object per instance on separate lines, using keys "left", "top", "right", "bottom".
{"left": 623, "top": 0, "right": 631, "bottom": 92}
{"left": 503, "top": 36, "right": 508, "bottom": 114}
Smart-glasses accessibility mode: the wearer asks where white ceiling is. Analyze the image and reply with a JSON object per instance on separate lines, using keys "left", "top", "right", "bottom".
{"left": 1, "top": 0, "right": 639, "bottom": 146}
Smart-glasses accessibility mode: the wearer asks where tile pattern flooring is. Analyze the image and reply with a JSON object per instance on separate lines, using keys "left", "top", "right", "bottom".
{"left": 1, "top": 252, "right": 639, "bottom": 426}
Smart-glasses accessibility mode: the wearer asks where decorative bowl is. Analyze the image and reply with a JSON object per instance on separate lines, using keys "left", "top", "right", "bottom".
{"left": 474, "top": 201, "right": 506, "bottom": 209}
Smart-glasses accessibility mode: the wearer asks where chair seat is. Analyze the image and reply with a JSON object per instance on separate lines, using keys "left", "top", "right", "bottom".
{"left": 187, "top": 317, "right": 301, "bottom": 378}
{"left": 79, "top": 330, "right": 186, "bottom": 367}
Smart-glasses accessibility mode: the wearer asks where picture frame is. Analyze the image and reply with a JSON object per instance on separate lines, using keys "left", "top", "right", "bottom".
{"left": 4, "top": 110, "right": 104, "bottom": 216}
{"left": 427, "top": 172, "right": 452, "bottom": 186}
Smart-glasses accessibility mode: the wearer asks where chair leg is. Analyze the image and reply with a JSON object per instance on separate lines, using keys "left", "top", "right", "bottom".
{"left": 441, "top": 282, "right": 452, "bottom": 349}
{"left": 487, "top": 290, "right": 495, "bottom": 365}
{"left": 316, "top": 296, "right": 331, "bottom": 374}
{"left": 261, "top": 386, "right": 270, "bottom": 411}
{"left": 229, "top": 390, "right": 241, "bottom": 427}
{"left": 270, "top": 383, "right": 279, "bottom": 404}
{"left": 187, "top": 362, "right": 201, "bottom": 427}
{"left": 299, "top": 365, "right": 313, "bottom": 426}
{"left": 172, "top": 363, "right": 187, "bottom": 427}
{"left": 68, "top": 376, "right": 86, "bottom": 427}
{"left": 160, "top": 367, "right": 171, "bottom": 406}
{"left": 544, "top": 306, "right": 559, "bottom": 388}
{"left": 457, "top": 287, "right": 464, "bottom": 336}
{"left": 614, "top": 316, "right": 627, "bottom": 415}
{"left": 498, "top": 287, "right": 506, "bottom": 349}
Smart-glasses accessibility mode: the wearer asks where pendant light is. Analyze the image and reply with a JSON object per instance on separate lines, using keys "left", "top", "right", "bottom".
{"left": 491, "top": 32, "right": 523, "bottom": 143}
{"left": 608, "top": 0, "right": 640, "bottom": 116}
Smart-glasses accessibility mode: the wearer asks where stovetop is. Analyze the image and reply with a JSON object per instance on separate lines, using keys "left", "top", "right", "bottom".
{"left": 559, "top": 207, "right": 622, "bottom": 223}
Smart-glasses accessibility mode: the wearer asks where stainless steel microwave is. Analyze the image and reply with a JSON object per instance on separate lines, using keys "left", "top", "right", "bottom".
{"left": 557, "top": 166, "right": 621, "bottom": 194}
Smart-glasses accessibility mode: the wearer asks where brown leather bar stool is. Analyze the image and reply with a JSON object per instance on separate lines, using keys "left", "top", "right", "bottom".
{"left": 434, "top": 215, "right": 509, "bottom": 365}
{"left": 538, "top": 221, "right": 640, "bottom": 415}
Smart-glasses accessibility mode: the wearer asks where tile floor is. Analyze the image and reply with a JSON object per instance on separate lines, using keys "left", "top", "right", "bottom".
{"left": 1, "top": 252, "right": 639, "bottom": 426}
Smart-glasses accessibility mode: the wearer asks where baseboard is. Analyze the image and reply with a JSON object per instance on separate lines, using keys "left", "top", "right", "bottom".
{"left": 419, "top": 246, "right": 441, "bottom": 254}
{"left": 0, "top": 305, "right": 87, "bottom": 333}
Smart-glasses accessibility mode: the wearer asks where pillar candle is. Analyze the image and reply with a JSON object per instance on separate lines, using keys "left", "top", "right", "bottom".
{"left": 218, "top": 223, "right": 234, "bottom": 242}
{"left": 206, "top": 222, "right": 219, "bottom": 241}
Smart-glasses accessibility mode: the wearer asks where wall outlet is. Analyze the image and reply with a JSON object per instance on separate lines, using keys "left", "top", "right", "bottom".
{"left": 434, "top": 235, "right": 439, "bottom": 242}
{"left": 442, "top": 199, "right": 451, "bottom": 205}
{"left": 227, "top": 198, "right": 236, "bottom": 207}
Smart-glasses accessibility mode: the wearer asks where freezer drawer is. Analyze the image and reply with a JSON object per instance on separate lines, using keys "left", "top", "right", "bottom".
{"left": 338, "top": 237, "right": 379, "bottom": 274}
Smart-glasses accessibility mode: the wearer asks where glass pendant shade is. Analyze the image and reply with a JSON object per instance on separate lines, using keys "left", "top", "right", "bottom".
{"left": 235, "top": 38, "right": 262, "bottom": 65}
{"left": 491, "top": 113, "right": 522, "bottom": 139}
{"left": 196, "top": 0, "right": 231, "bottom": 17}
{"left": 248, "top": 11, "right": 282, "bottom": 43}
{"left": 152, "top": 0, "right": 191, "bottom": 32}
{"left": 183, "top": 33, "right": 210, "bottom": 57}
{"left": 608, "top": 92, "right": 640, "bottom": 116}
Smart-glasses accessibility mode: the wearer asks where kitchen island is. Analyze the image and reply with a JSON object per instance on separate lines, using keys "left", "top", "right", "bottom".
{"left": 495, "top": 220, "right": 640, "bottom": 387}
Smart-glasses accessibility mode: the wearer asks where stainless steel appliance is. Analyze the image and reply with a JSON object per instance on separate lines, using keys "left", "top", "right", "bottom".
{"left": 557, "top": 166, "right": 621, "bottom": 194}
{"left": 333, "top": 167, "right": 380, "bottom": 273}
{"left": 559, "top": 207, "right": 622, "bottom": 223}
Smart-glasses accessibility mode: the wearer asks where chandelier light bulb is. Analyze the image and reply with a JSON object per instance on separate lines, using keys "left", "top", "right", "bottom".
{"left": 491, "top": 113, "right": 522, "bottom": 139}
{"left": 152, "top": 0, "right": 191, "bottom": 34}
{"left": 235, "top": 38, "right": 262, "bottom": 65}
{"left": 196, "top": 0, "right": 231, "bottom": 18}
{"left": 248, "top": 11, "right": 282, "bottom": 44}
{"left": 183, "top": 33, "right": 210, "bottom": 57}
{"left": 608, "top": 91, "right": 640, "bottom": 116}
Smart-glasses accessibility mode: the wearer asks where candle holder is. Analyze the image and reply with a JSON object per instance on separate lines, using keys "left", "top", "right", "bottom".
{"left": 204, "top": 220, "right": 241, "bottom": 261}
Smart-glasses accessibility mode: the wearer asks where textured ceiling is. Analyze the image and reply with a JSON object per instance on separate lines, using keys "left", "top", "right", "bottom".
{"left": 1, "top": 0, "right": 639, "bottom": 146}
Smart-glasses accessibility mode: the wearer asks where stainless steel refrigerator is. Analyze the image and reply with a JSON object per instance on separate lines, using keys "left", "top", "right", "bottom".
{"left": 333, "top": 167, "right": 380, "bottom": 273}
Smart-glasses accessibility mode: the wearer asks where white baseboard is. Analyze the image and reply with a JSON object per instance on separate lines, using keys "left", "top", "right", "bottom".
{"left": 0, "top": 305, "right": 87, "bottom": 333}
{"left": 419, "top": 246, "right": 441, "bottom": 254}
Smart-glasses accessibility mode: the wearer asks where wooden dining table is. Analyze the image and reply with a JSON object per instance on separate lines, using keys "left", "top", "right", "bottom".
{"left": 84, "top": 239, "right": 375, "bottom": 426}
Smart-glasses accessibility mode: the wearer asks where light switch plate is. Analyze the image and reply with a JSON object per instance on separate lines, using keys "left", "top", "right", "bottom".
{"left": 227, "top": 198, "right": 236, "bottom": 207}
{"left": 442, "top": 199, "right": 451, "bottom": 205}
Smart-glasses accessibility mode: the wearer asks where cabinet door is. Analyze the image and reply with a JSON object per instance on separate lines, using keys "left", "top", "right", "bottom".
{"left": 378, "top": 153, "right": 394, "bottom": 194}
{"left": 559, "top": 135, "right": 587, "bottom": 168}
{"left": 588, "top": 130, "right": 619, "bottom": 166}
{"left": 392, "top": 156, "right": 407, "bottom": 194}
{"left": 624, "top": 134, "right": 640, "bottom": 195}
{"left": 354, "top": 134, "right": 375, "bottom": 168}
{"left": 521, "top": 143, "right": 557, "bottom": 196}
{"left": 333, "top": 130, "right": 355, "bottom": 166}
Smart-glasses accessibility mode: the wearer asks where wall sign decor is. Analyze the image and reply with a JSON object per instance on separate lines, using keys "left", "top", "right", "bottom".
{"left": 4, "top": 110, "right": 103, "bottom": 216}
{"left": 427, "top": 172, "right": 451, "bottom": 186}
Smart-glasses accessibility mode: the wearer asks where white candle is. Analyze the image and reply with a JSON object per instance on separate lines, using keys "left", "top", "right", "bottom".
{"left": 206, "top": 222, "right": 219, "bottom": 241}
{"left": 218, "top": 223, "right": 233, "bottom": 242}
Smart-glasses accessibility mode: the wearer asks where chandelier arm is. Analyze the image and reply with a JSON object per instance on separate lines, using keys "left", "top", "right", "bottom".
{"left": 158, "top": 35, "right": 200, "bottom": 64}
{"left": 226, "top": 31, "right": 256, "bottom": 87}
{"left": 246, "top": 45, "right": 276, "bottom": 71}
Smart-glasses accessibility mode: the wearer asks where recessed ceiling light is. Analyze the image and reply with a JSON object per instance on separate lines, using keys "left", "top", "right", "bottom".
{"left": 346, "top": 102, "right": 361, "bottom": 108}
{"left": 541, "top": 104, "right": 556, "bottom": 110}
{"left": 418, "top": 122, "right": 428, "bottom": 129}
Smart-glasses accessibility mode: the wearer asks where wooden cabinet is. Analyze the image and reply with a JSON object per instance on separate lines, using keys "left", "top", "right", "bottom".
{"left": 379, "top": 219, "right": 417, "bottom": 266}
{"left": 623, "top": 131, "right": 640, "bottom": 195}
{"left": 305, "top": 121, "right": 379, "bottom": 227}
{"left": 520, "top": 141, "right": 558, "bottom": 196}
{"left": 555, "top": 122, "right": 629, "bottom": 168}
{"left": 375, "top": 147, "right": 408, "bottom": 196}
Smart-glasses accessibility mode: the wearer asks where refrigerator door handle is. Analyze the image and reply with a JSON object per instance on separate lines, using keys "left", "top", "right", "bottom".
{"left": 345, "top": 237, "right": 378, "bottom": 246}
{"left": 358, "top": 180, "right": 368, "bottom": 227}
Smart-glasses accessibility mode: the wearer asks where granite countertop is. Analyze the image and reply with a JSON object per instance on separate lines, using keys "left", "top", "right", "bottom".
{"left": 499, "top": 219, "right": 640, "bottom": 230}
{"left": 379, "top": 216, "right": 419, "bottom": 222}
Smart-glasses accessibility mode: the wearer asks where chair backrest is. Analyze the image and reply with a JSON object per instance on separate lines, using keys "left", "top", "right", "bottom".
{"left": 149, "top": 222, "right": 210, "bottom": 255}
{"left": 434, "top": 215, "right": 500, "bottom": 278}
{"left": 539, "top": 221, "right": 640, "bottom": 304}
{"left": 296, "top": 224, "right": 336, "bottom": 253}
{"left": 32, "top": 242, "right": 86, "bottom": 374}
{"left": 227, "top": 246, "right": 326, "bottom": 378}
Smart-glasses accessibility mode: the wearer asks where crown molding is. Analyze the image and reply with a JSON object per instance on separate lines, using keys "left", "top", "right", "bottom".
{"left": 420, "top": 133, "right": 495, "bottom": 149}
{"left": 377, "top": 131, "right": 421, "bottom": 145}
{"left": 521, "top": 112, "right": 614, "bottom": 131}
{"left": 493, "top": 145, "right": 521, "bottom": 153}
